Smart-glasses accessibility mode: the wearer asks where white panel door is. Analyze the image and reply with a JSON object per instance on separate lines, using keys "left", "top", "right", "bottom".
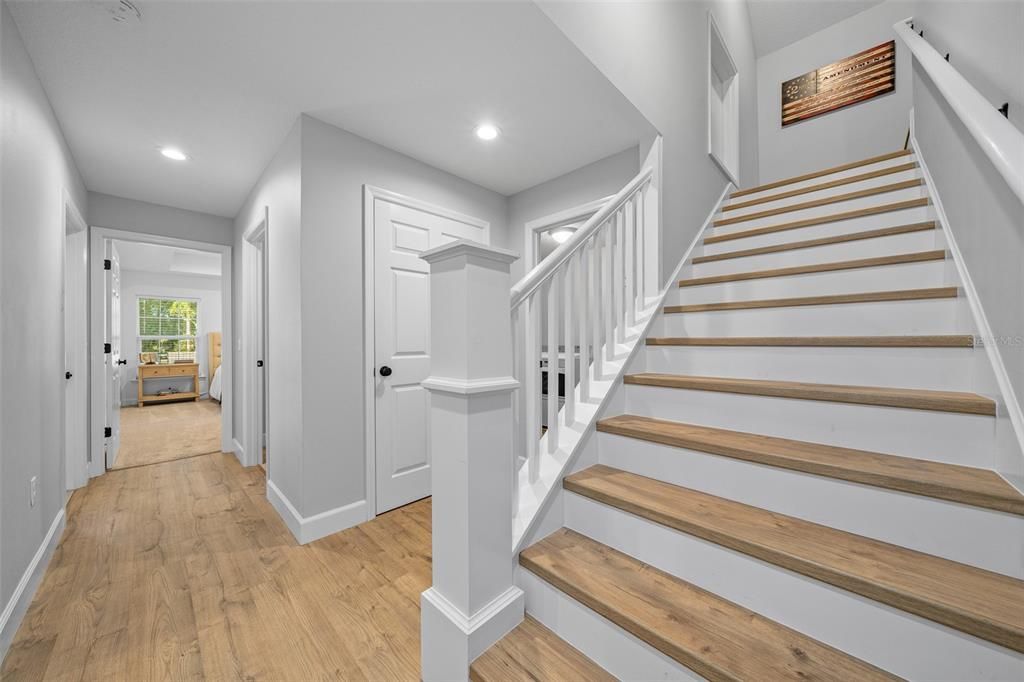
{"left": 105, "top": 242, "right": 123, "bottom": 469}
{"left": 373, "top": 193, "right": 488, "bottom": 514}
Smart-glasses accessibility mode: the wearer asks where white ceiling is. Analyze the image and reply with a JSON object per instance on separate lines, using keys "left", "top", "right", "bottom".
{"left": 115, "top": 241, "right": 222, "bottom": 277}
{"left": 747, "top": 0, "right": 886, "bottom": 57}
{"left": 9, "top": 1, "right": 653, "bottom": 217}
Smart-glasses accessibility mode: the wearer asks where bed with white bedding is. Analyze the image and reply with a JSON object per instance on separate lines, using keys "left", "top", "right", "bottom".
{"left": 208, "top": 331, "right": 223, "bottom": 402}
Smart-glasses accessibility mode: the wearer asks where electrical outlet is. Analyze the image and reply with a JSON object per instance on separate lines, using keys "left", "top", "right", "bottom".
{"left": 29, "top": 476, "right": 38, "bottom": 507}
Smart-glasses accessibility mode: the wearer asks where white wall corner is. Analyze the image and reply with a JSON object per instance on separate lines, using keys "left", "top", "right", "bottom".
{"left": 232, "top": 437, "right": 246, "bottom": 467}
{"left": 420, "top": 586, "right": 524, "bottom": 682}
{"left": 0, "top": 508, "right": 66, "bottom": 659}
{"left": 266, "top": 479, "right": 367, "bottom": 544}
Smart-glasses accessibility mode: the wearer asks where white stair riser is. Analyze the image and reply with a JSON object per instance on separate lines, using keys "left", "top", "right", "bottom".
{"left": 688, "top": 229, "right": 945, "bottom": 278}
{"left": 720, "top": 169, "right": 922, "bottom": 219}
{"left": 700, "top": 207, "right": 933, "bottom": 256}
{"left": 564, "top": 493, "right": 1024, "bottom": 681}
{"left": 728, "top": 155, "right": 917, "bottom": 204}
{"left": 518, "top": 568, "right": 699, "bottom": 681}
{"left": 713, "top": 187, "right": 927, "bottom": 235}
{"left": 669, "top": 260, "right": 954, "bottom": 305}
{"left": 642, "top": 345, "right": 979, "bottom": 391}
{"left": 596, "top": 434, "right": 1024, "bottom": 577}
{"left": 656, "top": 298, "right": 970, "bottom": 337}
{"left": 623, "top": 384, "right": 996, "bottom": 468}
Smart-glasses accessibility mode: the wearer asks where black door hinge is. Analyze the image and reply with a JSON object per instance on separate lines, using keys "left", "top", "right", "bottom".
{"left": 103, "top": 259, "right": 112, "bottom": 270}
{"left": 104, "top": 426, "right": 112, "bottom": 438}
{"left": 104, "top": 343, "right": 112, "bottom": 354}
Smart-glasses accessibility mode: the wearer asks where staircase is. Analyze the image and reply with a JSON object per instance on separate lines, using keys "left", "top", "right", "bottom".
{"left": 473, "top": 150, "right": 1024, "bottom": 680}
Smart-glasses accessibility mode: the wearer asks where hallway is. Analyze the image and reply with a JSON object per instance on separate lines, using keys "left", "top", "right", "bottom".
{"left": 0, "top": 455, "right": 430, "bottom": 681}
{"left": 112, "top": 400, "right": 223, "bottom": 470}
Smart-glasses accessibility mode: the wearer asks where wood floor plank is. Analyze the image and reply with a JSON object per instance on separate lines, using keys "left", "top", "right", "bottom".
{"left": 723, "top": 162, "right": 918, "bottom": 212}
{"left": 664, "top": 286, "right": 957, "bottom": 313}
{"left": 714, "top": 179, "right": 924, "bottom": 227}
{"left": 704, "top": 198, "right": 930, "bottom": 246}
{"left": 520, "top": 529, "right": 900, "bottom": 681}
{"left": 645, "top": 335, "right": 975, "bottom": 347}
{"left": 678, "top": 250, "right": 946, "bottom": 287}
{"left": 470, "top": 616, "right": 616, "bottom": 682}
{"left": 623, "top": 373, "right": 997, "bottom": 416}
{"left": 692, "top": 221, "right": 936, "bottom": 264}
{"left": 563, "top": 466, "right": 1024, "bottom": 653}
{"left": 0, "top": 454, "right": 432, "bottom": 682}
{"left": 597, "top": 415, "right": 1024, "bottom": 515}
{"left": 730, "top": 150, "right": 912, "bottom": 198}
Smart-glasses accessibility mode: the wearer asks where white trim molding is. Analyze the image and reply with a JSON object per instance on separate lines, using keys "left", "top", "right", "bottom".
{"left": 266, "top": 479, "right": 367, "bottom": 544}
{"left": 522, "top": 195, "right": 614, "bottom": 274}
{"left": 0, "top": 509, "right": 66, "bottom": 659}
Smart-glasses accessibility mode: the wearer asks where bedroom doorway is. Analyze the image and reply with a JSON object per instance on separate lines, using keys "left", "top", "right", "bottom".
{"left": 89, "top": 228, "right": 233, "bottom": 476}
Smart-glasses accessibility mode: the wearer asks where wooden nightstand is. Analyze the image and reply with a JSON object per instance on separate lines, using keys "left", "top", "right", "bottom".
{"left": 137, "top": 362, "right": 200, "bottom": 406}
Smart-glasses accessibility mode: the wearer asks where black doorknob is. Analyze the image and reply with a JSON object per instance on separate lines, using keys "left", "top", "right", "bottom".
{"left": 65, "top": 371, "right": 73, "bottom": 380}
{"left": 117, "top": 358, "right": 127, "bottom": 365}
{"left": 378, "top": 365, "right": 393, "bottom": 377}
{"left": 256, "top": 360, "right": 264, "bottom": 368}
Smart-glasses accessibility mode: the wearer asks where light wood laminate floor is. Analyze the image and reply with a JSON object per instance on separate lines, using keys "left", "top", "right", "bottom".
{"left": 1, "top": 453, "right": 431, "bottom": 681}
{"left": 112, "top": 399, "right": 223, "bottom": 470}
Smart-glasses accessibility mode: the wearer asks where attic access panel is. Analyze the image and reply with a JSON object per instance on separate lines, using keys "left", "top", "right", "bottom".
{"left": 781, "top": 40, "right": 895, "bottom": 127}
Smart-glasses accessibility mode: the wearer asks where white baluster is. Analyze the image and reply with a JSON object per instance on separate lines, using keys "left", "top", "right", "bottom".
{"left": 625, "top": 197, "right": 636, "bottom": 330}
{"left": 589, "top": 238, "right": 603, "bottom": 380}
{"left": 563, "top": 255, "right": 576, "bottom": 426}
{"left": 511, "top": 306, "right": 522, "bottom": 517}
{"left": 613, "top": 210, "right": 624, "bottom": 343}
{"left": 523, "top": 295, "right": 539, "bottom": 483}
{"left": 636, "top": 184, "right": 646, "bottom": 311}
{"left": 546, "top": 273, "right": 560, "bottom": 453}
{"left": 603, "top": 222, "right": 614, "bottom": 361}
{"left": 578, "top": 242, "right": 591, "bottom": 401}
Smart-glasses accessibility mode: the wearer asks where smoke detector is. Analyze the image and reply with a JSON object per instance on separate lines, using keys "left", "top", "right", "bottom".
{"left": 106, "top": 1, "right": 141, "bottom": 24}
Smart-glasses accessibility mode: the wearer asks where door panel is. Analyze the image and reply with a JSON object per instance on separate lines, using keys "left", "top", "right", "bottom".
{"left": 105, "top": 242, "right": 122, "bottom": 468}
{"left": 373, "top": 195, "right": 487, "bottom": 513}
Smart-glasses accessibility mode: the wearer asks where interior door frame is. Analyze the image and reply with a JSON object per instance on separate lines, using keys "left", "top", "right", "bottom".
{"left": 62, "top": 190, "right": 89, "bottom": 491}
{"left": 522, "top": 195, "right": 612, "bottom": 274}
{"left": 88, "top": 226, "right": 234, "bottom": 477}
{"left": 242, "top": 209, "right": 268, "bottom": 469}
{"left": 362, "top": 185, "right": 490, "bottom": 520}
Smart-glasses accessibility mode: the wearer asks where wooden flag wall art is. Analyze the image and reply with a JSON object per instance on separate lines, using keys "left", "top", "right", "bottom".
{"left": 781, "top": 40, "right": 896, "bottom": 126}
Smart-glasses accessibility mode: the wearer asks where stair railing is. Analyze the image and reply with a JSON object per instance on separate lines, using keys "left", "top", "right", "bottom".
{"left": 418, "top": 160, "right": 660, "bottom": 682}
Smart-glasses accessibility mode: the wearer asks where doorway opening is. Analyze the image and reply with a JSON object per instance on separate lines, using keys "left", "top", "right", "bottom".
{"left": 63, "top": 193, "right": 89, "bottom": 491}
{"left": 89, "top": 228, "right": 233, "bottom": 476}
{"left": 242, "top": 210, "right": 269, "bottom": 475}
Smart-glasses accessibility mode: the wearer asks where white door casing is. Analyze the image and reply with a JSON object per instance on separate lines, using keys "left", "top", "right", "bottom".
{"left": 243, "top": 210, "right": 268, "bottom": 469}
{"left": 105, "top": 242, "right": 122, "bottom": 469}
{"left": 365, "top": 186, "right": 489, "bottom": 515}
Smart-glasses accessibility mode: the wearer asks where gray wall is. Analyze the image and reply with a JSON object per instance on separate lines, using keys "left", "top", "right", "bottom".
{"left": 755, "top": 1, "right": 916, "bottom": 183}
{"left": 1, "top": 0, "right": 87, "bottom": 634}
{"left": 89, "top": 192, "right": 234, "bottom": 246}
{"left": 537, "top": 0, "right": 760, "bottom": 280}
{"left": 507, "top": 145, "right": 641, "bottom": 282}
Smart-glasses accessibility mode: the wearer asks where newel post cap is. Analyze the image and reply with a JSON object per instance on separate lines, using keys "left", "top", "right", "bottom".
{"left": 420, "top": 239, "right": 518, "bottom": 266}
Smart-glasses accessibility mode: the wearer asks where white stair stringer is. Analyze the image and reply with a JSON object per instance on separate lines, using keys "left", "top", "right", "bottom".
{"left": 563, "top": 492, "right": 1024, "bottom": 681}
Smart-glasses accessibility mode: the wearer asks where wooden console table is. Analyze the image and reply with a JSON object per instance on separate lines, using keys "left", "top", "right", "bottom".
{"left": 137, "top": 362, "right": 200, "bottom": 406}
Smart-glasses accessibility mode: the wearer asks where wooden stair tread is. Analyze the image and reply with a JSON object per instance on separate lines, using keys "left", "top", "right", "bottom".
{"left": 664, "top": 287, "right": 957, "bottom": 313}
{"left": 623, "top": 373, "right": 996, "bottom": 416}
{"left": 645, "top": 335, "right": 975, "bottom": 348}
{"left": 705, "top": 198, "right": 930, "bottom": 246}
{"left": 563, "top": 466, "right": 1024, "bottom": 653}
{"left": 723, "top": 162, "right": 918, "bottom": 212}
{"left": 470, "top": 616, "right": 615, "bottom": 682}
{"left": 730, "top": 150, "right": 912, "bottom": 198}
{"left": 597, "top": 415, "right": 1024, "bottom": 515}
{"left": 692, "top": 221, "right": 936, "bottom": 264}
{"left": 714, "top": 179, "right": 923, "bottom": 227}
{"left": 519, "top": 529, "right": 899, "bottom": 681}
{"left": 678, "top": 250, "right": 946, "bottom": 287}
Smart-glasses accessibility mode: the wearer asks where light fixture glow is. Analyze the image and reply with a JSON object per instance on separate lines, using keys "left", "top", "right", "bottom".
{"left": 474, "top": 123, "right": 500, "bottom": 141}
{"left": 160, "top": 147, "right": 188, "bottom": 161}
{"left": 550, "top": 228, "right": 575, "bottom": 244}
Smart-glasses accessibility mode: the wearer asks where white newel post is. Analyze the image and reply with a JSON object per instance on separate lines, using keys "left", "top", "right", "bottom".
{"left": 419, "top": 240, "right": 524, "bottom": 682}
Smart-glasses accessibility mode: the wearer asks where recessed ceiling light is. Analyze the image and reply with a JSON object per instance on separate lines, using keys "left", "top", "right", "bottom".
{"left": 474, "top": 123, "right": 500, "bottom": 141}
{"left": 160, "top": 147, "right": 188, "bottom": 161}
{"left": 550, "top": 228, "right": 575, "bottom": 244}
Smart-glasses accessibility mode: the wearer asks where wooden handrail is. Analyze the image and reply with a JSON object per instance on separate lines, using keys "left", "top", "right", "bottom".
{"left": 893, "top": 18, "right": 1024, "bottom": 204}
{"left": 510, "top": 166, "right": 654, "bottom": 308}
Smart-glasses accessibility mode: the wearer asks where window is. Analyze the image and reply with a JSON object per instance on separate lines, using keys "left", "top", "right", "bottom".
{"left": 138, "top": 297, "right": 198, "bottom": 361}
{"left": 708, "top": 11, "right": 739, "bottom": 185}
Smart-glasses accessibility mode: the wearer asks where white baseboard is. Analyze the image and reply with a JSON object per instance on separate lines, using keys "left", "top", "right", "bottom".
{"left": 0, "top": 508, "right": 66, "bottom": 659}
{"left": 266, "top": 479, "right": 367, "bottom": 544}
{"left": 232, "top": 437, "right": 246, "bottom": 467}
